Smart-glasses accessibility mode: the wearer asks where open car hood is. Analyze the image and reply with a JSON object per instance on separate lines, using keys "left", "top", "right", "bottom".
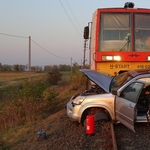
{"left": 80, "top": 69, "right": 112, "bottom": 93}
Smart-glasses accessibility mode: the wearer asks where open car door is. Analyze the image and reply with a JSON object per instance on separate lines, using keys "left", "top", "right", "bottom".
{"left": 115, "top": 81, "right": 145, "bottom": 132}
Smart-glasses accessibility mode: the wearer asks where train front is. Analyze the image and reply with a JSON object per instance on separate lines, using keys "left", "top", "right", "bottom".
{"left": 86, "top": 2, "right": 150, "bottom": 76}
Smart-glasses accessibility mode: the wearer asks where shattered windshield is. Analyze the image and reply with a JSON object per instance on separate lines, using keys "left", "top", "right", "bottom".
{"left": 110, "top": 72, "right": 133, "bottom": 92}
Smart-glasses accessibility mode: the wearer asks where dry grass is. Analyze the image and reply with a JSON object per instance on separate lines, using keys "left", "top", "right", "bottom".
{"left": 0, "top": 71, "right": 86, "bottom": 149}
{"left": 0, "top": 72, "right": 45, "bottom": 81}
{"left": 0, "top": 72, "right": 46, "bottom": 88}
{"left": 0, "top": 83, "right": 85, "bottom": 149}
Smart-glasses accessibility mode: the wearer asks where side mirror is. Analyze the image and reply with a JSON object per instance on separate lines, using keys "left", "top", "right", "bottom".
{"left": 83, "top": 26, "right": 89, "bottom": 39}
{"left": 112, "top": 90, "right": 120, "bottom": 96}
{"left": 112, "top": 90, "right": 117, "bottom": 95}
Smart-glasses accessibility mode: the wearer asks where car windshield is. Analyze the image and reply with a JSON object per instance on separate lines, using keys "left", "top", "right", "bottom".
{"left": 110, "top": 72, "right": 133, "bottom": 92}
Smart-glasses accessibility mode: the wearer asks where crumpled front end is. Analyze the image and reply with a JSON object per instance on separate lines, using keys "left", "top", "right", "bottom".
{"left": 66, "top": 96, "right": 82, "bottom": 123}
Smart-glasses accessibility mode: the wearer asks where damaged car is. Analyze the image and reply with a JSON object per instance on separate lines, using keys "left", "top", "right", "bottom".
{"left": 66, "top": 69, "right": 150, "bottom": 132}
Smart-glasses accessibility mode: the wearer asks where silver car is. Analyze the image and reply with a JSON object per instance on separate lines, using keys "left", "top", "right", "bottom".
{"left": 66, "top": 69, "right": 150, "bottom": 132}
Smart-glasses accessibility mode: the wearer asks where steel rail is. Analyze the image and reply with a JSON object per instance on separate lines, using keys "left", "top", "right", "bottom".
{"left": 111, "top": 122, "right": 118, "bottom": 150}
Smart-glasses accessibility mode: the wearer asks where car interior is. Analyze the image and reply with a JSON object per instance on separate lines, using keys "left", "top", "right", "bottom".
{"left": 137, "top": 85, "right": 150, "bottom": 119}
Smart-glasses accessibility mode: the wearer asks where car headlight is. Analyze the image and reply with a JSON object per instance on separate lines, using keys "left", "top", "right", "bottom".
{"left": 73, "top": 96, "right": 85, "bottom": 105}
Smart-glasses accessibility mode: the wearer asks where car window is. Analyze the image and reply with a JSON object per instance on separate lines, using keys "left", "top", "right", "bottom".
{"left": 138, "top": 78, "right": 150, "bottom": 97}
{"left": 138, "top": 77, "right": 150, "bottom": 88}
{"left": 121, "top": 82, "right": 144, "bottom": 103}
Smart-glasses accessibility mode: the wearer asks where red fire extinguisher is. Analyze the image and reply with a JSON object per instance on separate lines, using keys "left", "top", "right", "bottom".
{"left": 86, "top": 114, "right": 94, "bottom": 135}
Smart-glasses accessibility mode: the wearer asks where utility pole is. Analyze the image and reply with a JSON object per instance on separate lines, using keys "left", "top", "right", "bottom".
{"left": 71, "top": 57, "right": 72, "bottom": 73}
{"left": 29, "top": 36, "right": 31, "bottom": 81}
{"left": 83, "top": 39, "right": 87, "bottom": 69}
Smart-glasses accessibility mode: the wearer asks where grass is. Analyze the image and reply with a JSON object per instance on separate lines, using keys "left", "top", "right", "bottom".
{"left": 0, "top": 72, "right": 46, "bottom": 88}
{"left": 0, "top": 72, "right": 45, "bottom": 81}
{"left": 0, "top": 70, "right": 86, "bottom": 149}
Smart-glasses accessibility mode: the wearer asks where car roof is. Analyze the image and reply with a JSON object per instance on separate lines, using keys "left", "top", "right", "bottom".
{"left": 128, "top": 69, "right": 150, "bottom": 77}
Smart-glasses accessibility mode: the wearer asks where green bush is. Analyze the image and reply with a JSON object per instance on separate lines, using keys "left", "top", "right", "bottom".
{"left": 70, "top": 63, "right": 86, "bottom": 85}
{"left": 18, "top": 81, "right": 48, "bottom": 99}
{"left": 43, "top": 88, "right": 59, "bottom": 104}
{"left": 47, "top": 67, "right": 62, "bottom": 85}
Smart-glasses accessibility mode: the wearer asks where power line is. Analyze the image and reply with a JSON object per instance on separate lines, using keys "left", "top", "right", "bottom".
{"left": 72, "top": 58, "right": 80, "bottom": 65}
{"left": 31, "top": 39, "right": 70, "bottom": 59}
{"left": 66, "top": 0, "right": 82, "bottom": 32}
{"left": 0, "top": 32, "right": 80, "bottom": 64}
{"left": 32, "top": 39, "right": 80, "bottom": 65}
{"left": 0, "top": 32, "right": 28, "bottom": 38}
{"left": 58, "top": 0, "right": 82, "bottom": 38}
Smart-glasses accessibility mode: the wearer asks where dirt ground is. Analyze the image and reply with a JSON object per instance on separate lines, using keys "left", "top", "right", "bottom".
{"left": 11, "top": 109, "right": 112, "bottom": 150}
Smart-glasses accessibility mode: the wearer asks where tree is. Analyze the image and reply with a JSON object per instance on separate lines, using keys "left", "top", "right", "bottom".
{"left": 0, "top": 63, "right": 3, "bottom": 71}
{"left": 13, "top": 64, "right": 20, "bottom": 72}
{"left": 44, "top": 65, "right": 52, "bottom": 72}
{"left": 19, "top": 65, "right": 26, "bottom": 72}
{"left": 47, "top": 66, "right": 62, "bottom": 85}
{"left": 31, "top": 66, "right": 43, "bottom": 72}
{"left": 72, "top": 63, "right": 80, "bottom": 74}
{"left": 59, "top": 64, "right": 71, "bottom": 71}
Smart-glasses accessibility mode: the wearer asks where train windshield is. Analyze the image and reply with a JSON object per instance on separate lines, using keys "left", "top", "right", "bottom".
{"left": 135, "top": 13, "right": 150, "bottom": 52}
{"left": 99, "top": 13, "right": 132, "bottom": 52}
{"left": 99, "top": 12, "right": 150, "bottom": 52}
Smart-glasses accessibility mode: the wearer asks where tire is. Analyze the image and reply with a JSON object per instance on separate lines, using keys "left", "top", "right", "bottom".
{"left": 81, "top": 108, "right": 111, "bottom": 126}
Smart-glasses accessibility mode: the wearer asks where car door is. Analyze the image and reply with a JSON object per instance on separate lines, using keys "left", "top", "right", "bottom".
{"left": 115, "top": 81, "right": 145, "bottom": 132}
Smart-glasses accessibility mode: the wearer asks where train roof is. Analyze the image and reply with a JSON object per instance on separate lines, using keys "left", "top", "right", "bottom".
{"left": 95, "top": 7, "right": 150, "bottom": 13}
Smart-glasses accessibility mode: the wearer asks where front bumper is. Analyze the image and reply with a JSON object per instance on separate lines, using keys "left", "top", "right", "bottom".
{"left": 66, "top": 96, "right": 82, "bottom": 123}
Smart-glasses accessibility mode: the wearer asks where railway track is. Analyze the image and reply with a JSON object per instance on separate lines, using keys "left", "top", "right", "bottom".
{"left": 111, "top": 122, "right": 150, "bottom": 150}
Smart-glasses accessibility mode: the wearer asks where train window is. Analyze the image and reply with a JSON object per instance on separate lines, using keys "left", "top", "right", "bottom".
{"left": 99, "top": 13, "right": 132, "bottom": 52}
{"left": 134, "top": 13, "right": 150, "bottom": 52}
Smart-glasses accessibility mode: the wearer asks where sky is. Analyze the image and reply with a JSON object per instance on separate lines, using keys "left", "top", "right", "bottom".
{"left": 1, "top": 0, "right": 150, "bottom": 67}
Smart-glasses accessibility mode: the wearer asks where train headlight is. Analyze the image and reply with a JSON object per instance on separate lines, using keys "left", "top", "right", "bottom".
{"left": 106, "top": 56, "right": 113, "bottom": 60}
{"left": 147, "top": 56, "right": 150, "bottom": 61}
{"left": 102, "top": 55, "right": 122, "bottom": 61}
{"left": 114, "top": 56, "right": 121, "bottom": 61}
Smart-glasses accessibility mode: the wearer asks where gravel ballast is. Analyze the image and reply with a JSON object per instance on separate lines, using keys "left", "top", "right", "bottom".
{"left": 12, "top": 109, "right": 113, "bottom": 150}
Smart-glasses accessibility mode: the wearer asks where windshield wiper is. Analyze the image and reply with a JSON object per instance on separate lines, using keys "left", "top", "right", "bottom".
{"left": 119, "top": 40, "right": 130, "bottom": 52}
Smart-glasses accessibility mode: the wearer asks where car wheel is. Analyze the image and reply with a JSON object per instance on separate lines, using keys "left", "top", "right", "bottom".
{"left": 82, "top": 108, "right": 110, "bottom": 126}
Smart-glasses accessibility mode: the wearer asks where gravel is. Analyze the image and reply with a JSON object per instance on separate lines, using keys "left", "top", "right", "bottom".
{"left": 114, "top": 122, "right": 150, "bottom": 150}
{"left": 46, "top": 119, "right": 112, "bottom": 150}
{"left": 12, "top": 109, "right": 113, "bottom": 150}
{"left": 12, "top": 109, "right": 150, "bottom": 150}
